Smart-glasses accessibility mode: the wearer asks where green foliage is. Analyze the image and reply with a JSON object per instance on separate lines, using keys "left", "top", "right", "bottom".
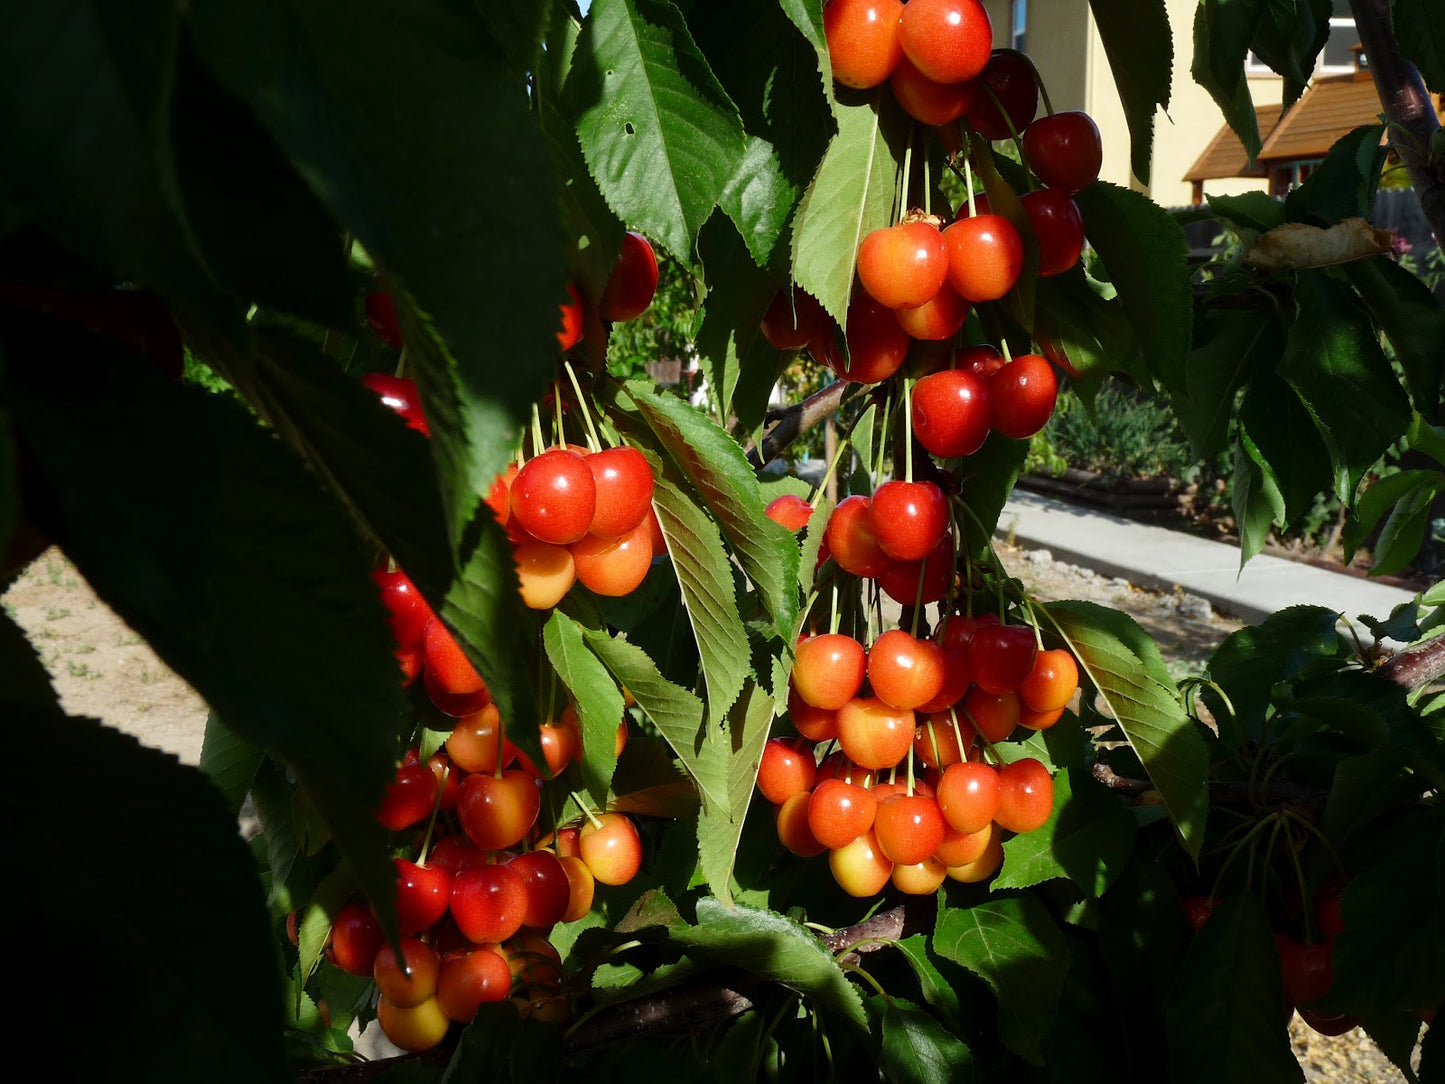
{"left": 1037, "top": 383, "right": 1200, "bottom": 481}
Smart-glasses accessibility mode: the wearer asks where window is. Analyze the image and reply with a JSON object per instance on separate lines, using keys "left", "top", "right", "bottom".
{"left": 1011, "top": 0, "right": 1026, "bottom": 53}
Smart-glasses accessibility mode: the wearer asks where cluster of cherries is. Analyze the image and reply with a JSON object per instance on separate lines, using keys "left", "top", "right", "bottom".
{"left": 758, "top": 606, "right": 1078, "bottom": 897}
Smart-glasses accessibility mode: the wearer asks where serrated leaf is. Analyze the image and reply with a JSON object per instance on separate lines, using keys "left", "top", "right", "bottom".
{"left": 192, "top": 0, "right": 567, "bottom": 546}
{"left": 1164, "top": 893, "right": 1303, "bottom": 1084}
{"left": 565, "top": 0, "right": 746, "bottom": 263}
{"left": 1285, "top": 125, "right": 1387, "bottom": 226}
{"left": 545, "top": 611, "right": 626, "bottom": 805}
{"left": 776, "top": 0, "right": 835, "bottom": 115}
{"left": 1178, "top": 307, "right": 1283, "bottom": 457}
{"left": 791, "top": 90, "right": 904, "bottom": 328}
{"left": 1344, "top": 255, "right": 1445, "bottom": 419}
{"left": 1233, "top": 426, "right": 1288, "bottom": 567}
{"left": 1249, "top": 0, "right": 1330, "bottom": 108}
{"left": 933, "top": 891, "right": 1072, "bottom": 1063}
{"left": 878, "top": 998, "right": 976, "bottom": 1084}
{"left": 1396, "top": 0, "right": 1445, "bottom": 93}
{"left": 1045, "top": 601, "right": 1207, "bottom": 859}
{"left": 1239, "top": 358, "right": 1336, "bottom": 527}
{"left": 1086, "top": 0, "right": 1172, "bottom": 183}
{"left": 1278, "top": 272, "right": 1412, "bottom": 502}
{"left": 894, "top": 936, "right": 967, "bottom": 1033}
{"left": 1345, "top": 470, "right": 1441, "bottom": 576}
{"left": 631, "top": 383, "right": 800, "bottom": 635}
{"left": 198, "top": 712, "right": 264, "bottom": 820}
{"left": 954, "top": 431, "right": 1028, "bottom": 560}
{"left": 1075, "top": 182, "right": 1192, "bottom": 386}
{"left": 1207, "top": 190, "right": 1288, "bottom": 231}
{"left": 1191, "top": 0, "right": 1265, "bottom": 164}
{"left": 697, "top": 681, "right": 775, "bottom": 904}
{"left": 1363, "top": 1013, "right": 1426, "bottom": 1084}
{"left": 996, "top": 768, "right": 1136, "bottom": 896}
{"left": 1032, "top": 270, "right": 1143, "bottom": 384}
{"left": 672, "top": 898, "right": 867, "bottom": 1028}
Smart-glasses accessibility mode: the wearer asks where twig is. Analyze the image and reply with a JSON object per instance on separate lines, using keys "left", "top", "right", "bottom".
{"left": 1379, "top": 633, "right": 1445, "bottom": 688}
{"left": 747, "top": 380, "right": 855, "bottom": 469}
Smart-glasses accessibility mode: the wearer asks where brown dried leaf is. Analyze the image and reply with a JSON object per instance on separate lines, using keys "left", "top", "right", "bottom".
{"left": 1243, "top": 218, "right": 1394, "bottom": 270}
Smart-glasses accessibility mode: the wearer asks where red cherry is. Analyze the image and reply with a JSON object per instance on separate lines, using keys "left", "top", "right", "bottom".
{"left": 365, "top": 291, "right": 404, "bottom": 348}
{"left": 362, "top": 372, "right": 429, "bottom": 436}
{"left": 1180, "top": 894, "right": 1219, "bottom": 933}
{"left": 791, "top": 633, "right": 868, "bottom": 710}
{"left": 911, "top": 369, "right": 992, "bottom": 458}
{"left": 557, "top": 283, "right": 584, "bottom": 351}
{"left": 1298, "top": 1008, "right": 1361, "bottom": 1036}
{"left": 942, "top": 214, "right": 1024, "bottom": 302}
{"left": 371, "top": 566, "right": 435, "bottom": 650}
{"left": 449, "top": 863, "right": 529, "bottom": 944}
{"left": 966, "top": 50, "right": 1040, "bottom": 140}
{"left": 1018, "top": 648, "right": 1079, "bottom": 712}
{"left": 456, "top": 770, "right": 542, "bottom": 851}
{"left": 776, "top": 791, "right": 828, "bottom": 857}
{"left": 916, "top": 643, "right": 973, "bottom": 712}
{"left": 571, "top": 520, "right": 653, "bottom": 597}
{"left": 811, "top": 295, "right": 911, "bottom": 385}
{"left": 760, "top": 287, "right": 829, "bottom": 350}
{"left": 898, "top": 0, "right": 993, "bottom": 84}
{"left": 968, "top": 622, "right": 1038, "bottom": 694}
{"left": 765, "top": 494, "right": 814, "bottom": 532}
{"left": 963, "top": 686, "right": 1021, "bottom": 743}
{"left": 327, "top": 903, "right": 384, "bottom": 977}
{"left": 758, "top": 737, "right": 819, "bottom": 805}
{"left": 866, "top": 629, "right": 946, "bottom": 711}
{"left": 394, "top": 858, "right": 453, "bottom": 935}
{"left": 958, "top": 343, "right": 1006, "bottom": 379}
{"left": 936, "top": 761, "right": 1001, "bottom": 834}
{"left": 829, "top": 829, "right": 894, "bottom": 896}
{"left": 934, "top": 820, "right": 994, "bottom": 867}
{"left": 857, "top": 220, "right": 949, "bottom": 310}
{"left": 823, "top": 495, "right": 892, "bottom": 578}
{"left": 1022, "top": 111, "right": 1103, "bottom": 193}
{"left": 437, "top": 946, "right": 512, "bottom": 1022}
{"left": 1020, "top": 189, "right": 1085, "bottom": 278}
{"left": 507, "top": 850, "right": 572, "bottom": 930}
{"left": 914, "top": 708, "right": 973, "bottom": 768}
{"left": 579, "top": 812, "right": 643, "bottom": 886}
{"left": 823, "top": 0, "right": 905, "bottom": 89}
{"left": 894, "top": 283, "right": 970, "bottom": 341}
{"left": 511, "top": 448, "right": 598, "bottom": 546}
{"left": 586, "top": 445, "right": 654, "bottom": 539}
{"left": 836, "top": 696, "right": 916, "bottom": 771}
{"left": 807, "top": 778, "right": 879, "bottom": 849}
{"left": 374, "top": 937, "right": 441, "bottom": 1008}
{"left": 378, "top": 758, "right": 441, "bottom": 831}
{"left": 870, "top": 480, "right": 949, "bottom": 562}
{"left": 873, "top": 793, "right": 947, "bottom": 865}
{"left": 514, "top": 541, "right": 578, "bottom": 609}
{"left": 889, "top": 55, "right": 977, "bottom": 128}
{"left": 445, "top": 704, "right": 516, "bottom": 775}
{"left": 422, "top": 617, "right": 491, "bottom": 714}
{"left": 1276, "top": 936, "right": 1335, "bottom": 1006}
{"left": 789, "top": 685, "right": 840, "bottom": 742}
{"left": 989, "top": 354, "right": 1059, "bottom": 439}
{"left": 877, "top": 531, "right": 956, "bottom": 606}
{"left": 994, "top": 758, "right": 1055, "bottom": 833}
{"left": 599, "top": 232, "right": 658, "bottom": 322}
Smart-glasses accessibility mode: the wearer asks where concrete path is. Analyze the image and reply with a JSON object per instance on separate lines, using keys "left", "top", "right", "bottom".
{"left": 995, "top": 490, "right": 1420, "bottom": 626}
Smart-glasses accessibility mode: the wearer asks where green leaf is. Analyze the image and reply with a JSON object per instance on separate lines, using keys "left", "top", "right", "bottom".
{"left": 1238, "top": 358, "right": 1335, "bottom": 526}
{"left": 1045, "top": 601, "right": 1207, "bottom": 859}
{"left": 545, "top": 611, "right": 626, "bottom": 805}
{"left": 893, "top": 936, "right": 967, "bottom": 1034}
{"left": 1323, "top": 750, "right": 1433, "bottom": 844}
{"left": 1232, "top": 426, "right": 1288, "bottom": 567}
{"left": 1396, "top": 0, "right": 1445, "bottom": 93}
{"left": 1344, "top": 255, "right": 1445, "bottom": 420}
{"left": 878, "top": 998, "right": 976, "bottom": 1084}
{"left": 1331, "top": 808, "right": 1445, "bottom": 1015}
{"left": 1, "top": 319, "right": 402, "bottom": 931}
{"left": 1086, "top": 0, "right": 1172, "bottom": 184}
{"left": 1164, "top": 893, "right": 1303, "bottom": 1084}
{"left": 696, "top": 680, "right": 774, "bottom": 904}
{"left": 933, "top": 891, "right": 1073, "bottom": 1063}
{"left": 1207, "top": 190, "right": 1288, "bottom": 231}
{"left": 1, "top": 679, "right": 288, "bottom": 1080}
{"left": 953, "top": 431, "right": 1028, "bottom": 560}
{"left": 775, "top": 0, "right": 835, "bottom": 116}
{"left": 1249, "top": 0, "right": 1331, "bottom": 109}
{"left": 1191, "top": 0, "right": 1266, "bottom": 164}
{"left": 1363, "top": 1013, "right": 1427, "bottom": 1084}
{"left": 1285, "top": 125, "right": 1388, "bottom": 226}
{"left": 1075, "top": 182, "right": 1192, "bottom": 386}
{"left": 630, "top": 383, "right": 800, "bottom": 635}
{"left": 673, "top": 898, "right": 867, "bottom": 1028}
{"left": 565, "top": 0, "right": 746, "bottom": 264}
{"left": 1178, "top": 307, "right": 1283, "bottom": 457}
{"left": 191, "top": 0, "right": 566, "bottom": 544}
{"left": 198, "top": 712, "right": 264, "bottom": 820}
{"left": 996, "top": 768, "right": 1136, "bottom": 897}
{"left": 0, "top": 0, "right": 241, "bottom": 331}
{"left": 1344, "top": 470, "right": 1441, "bottom": 576}
{"left": 791, "top": 90, "right": 904, "bottom": 328}
{"left": 1031, "top": 270, "right": 1143, "bottom": 384}
{"left": 1278, "top": 272, "right": 1412, "bottom": 502}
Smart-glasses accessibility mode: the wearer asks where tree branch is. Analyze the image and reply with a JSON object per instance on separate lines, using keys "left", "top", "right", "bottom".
{"left": 1379, "top": 632, "right": 1445, "bottom": 688}
{"left": 1352, "top": 0, "right": 1445, "bottom": 244}
{"left": 745, "top": 380, "right": 856, "bottom": 470}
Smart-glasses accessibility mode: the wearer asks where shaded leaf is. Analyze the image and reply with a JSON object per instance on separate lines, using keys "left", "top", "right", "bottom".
{"left": 1344, "top": 470, "right": 1440, "bottom": 576}
{"left": 1191, "top": 0, "right": 1265, "bottom": 163}
{"left": 878, "top": 998, "right": 976, "bottom": 1084}
{"left": 1344, "top": 254, "right": 1445, "bottom": 420}
{"left": 696, "top": 680, "right": 774, "bottom": 904}
{"left": 996, "top": 768, "right": 1136, "bottom": 897}
{"left": 1233, "top": 426, "right": 1288, "bottom": 567}
{"left": 1178, "top": 306, "right": 1283, "bottom": 457}
{"left": 1396, "top": 0, "right": 1445, "bottom": 93}
{"left": 545, "top": 611, "right": 626, "bottom": 805}
{"left": 1285, "top": 125, "right": 1387, "bottom": 227}
{"left": 1086, "top": 0, "right": 1172, "bottom": 184}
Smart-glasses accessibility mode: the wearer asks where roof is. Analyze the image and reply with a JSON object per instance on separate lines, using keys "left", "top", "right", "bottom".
{"left": 1258, "top": 70, "right": 1384, "bottom": 163}
{"left": 1183, "top": 109, "right": 1282, "bottom": 181}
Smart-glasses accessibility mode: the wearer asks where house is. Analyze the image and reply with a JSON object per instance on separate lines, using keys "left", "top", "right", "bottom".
{"left": 976, "top": 0, "right": 1363, "bottom": 207}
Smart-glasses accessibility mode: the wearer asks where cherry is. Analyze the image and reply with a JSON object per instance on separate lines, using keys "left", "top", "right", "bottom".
{"left": 829, "top": 829, "right": 895, "bottom": 897}
{"left": 1019, "top": 188, "right": 1085, "bottom": 278}
{"left": 1019, "top": 648, "right": 1079, "bottom": 712}
{"left": 911, "top": 368, "right": 992, "bottom": 458}
{"left": 867, "top": 629, "right": 946, "bottom": 711}
{"left": 446, "top": 704, "right": 516, "bottom": 775}
{"left": 934, "top": 819, "right": 993, "bottom": 867}
{"left": 1298, "top": 1008, "right": 1361, "bottom": 1036}
{"left": 513, "top": 541, "right": 578, "bottom": 609}
{"left": 994, "top": 758, "right": 1055, "bottom": 833}
{"left": 807, "top": 778, "right": 878, "bottom": 849}
{"left": 437, "top": 946, "right": 512, "bottom": 1022}
{"left": 892, "top": 856, "right": 949, "bottom": 895}
{"left": 966, "top": 50, "right": 1040, "bottom": 140}
{"left": 944, "top": 829, "right": 1004, "bottom": 883}
{"left": 559, "top": 854, "right": 596, "bottom": 922}
{"left": 791, "top": 633, "right": 868, "bottom": 711}
{"left": 1276, "top": 935, "right": 1334, "bottom": 1006}
{"left": 1022, "top": 111, "right": 1103, "bottom": 193}
{"left": 812, "top": 295, "right": 911, "bottom": 385}
{"left": 823, "top": 0, "right": 905, "bottom": 89}
{"left": 374, "top": 937, "right": 441, "bottom": 1008}
{"left": 430, "top": 833, "right": 493, "bottom": 873}
{"left": 869, "top": 479, "right": 949, "bottom": 562}
{"left": 877, "top": 531, "right": 955, "bottom": 605}
{"left": 394, "top": 857, "right": 453, "bottom": 935}
{"left": 1019, "top": 705, "right": 1064, "bottom": 731}
{"left": 326, "top": 903, "right": 384, "bottom": 977}
{"left": 916, "top": 645, "right": 973, "bottom": 712}
{"left": 486, "top": 464, "right": 517, "bottom": 529}
{"left": 897, "top": 0, "right": 993, "bottom": 84}
{"left": 422, "top": 617, "right": 491, "bottom": 713}
{"left": 857, "top": 220, "right": 948, "bottom": 310}
{"left": 362, "top": 372, "right": 429, "bottom": 436}
{"left": 765, "top": 494, "right": 814, "bottom": 532}
{"left": 377, "top": 995, "right": 450, "bottom": 1052}
{"left": 894, "top": 283, "right": 970, "bottom": 341}
{"left": 450, "top": 863, "right": 529, "bottom": 944}
{"left": 757, "top": 737, "right": 819, "bottom": 805}
{"left": 760, "top": 286, "right": 829, "bottom": 350}
{"left": 963, "top": 687, "right": 1021, "bottom": 743}
{"left": 599, "top": 232, "right": 658, "bottom": 322}
{"left": 936, "top": 760, "right": 1000, "bottom": 834}
{"left": 372, "top": 566, "right": 435, "bottom": 649}
{"left": 823, "top": 495, "right": 892, "bottom": 578}
{"left": 776, "top": 791, "right": 828, "bottom": 857}
{"left": 456, "top": 769, "right": 542, "bottom": 851}
{"left": 958, "top": 343, "right": 1006, "bottom": 379}
{"left": 510, "top": 448, "right": 597, "bottom": 546}
{"left": 942, "top": 214, "right": 1024, "bottom": 302}
{"left": 989, "top": 354, "right": 1059, "bottom": 440}
{"left": 364, "top": 291, "right": 403, "bottom": 348}
{"left": 579, "top": 812, "right": 643, "bottom": 886}
{"left": 914, "top": 709, "right": 973, "bottom": 768}
{"left": 507, "top": 850, "right": 571, "bottom": 929}
{"left": 558, "top": 283, "right": 584, "bottom": 351}
{"left": 571, "top": 520, "right": 653, "bottom": 597}
{"left": 836, "top": 696, "right": 915, "bottom": 770}
{"left": 889, "top": 55, "right": 976, "bottom": 127}
{"left": 873, "top": 793, "right": 947, "bottom": 865}
{"left": 968, "top": 622, "right": 1039, "bottom": 693}
{"left": 788, "top": 685, "right": 840, "bottom": 742}
{"left": 586, "top": 445, "right": 654, "bottom": 538}
{"left": 1180, "top": 895, "right": 1220, "bottom": 933}
{"left": 378, "top": 757, "right": 441, "bottom": 831}
{"left": 516, "top": 712, "right": 581, "bottom": 777}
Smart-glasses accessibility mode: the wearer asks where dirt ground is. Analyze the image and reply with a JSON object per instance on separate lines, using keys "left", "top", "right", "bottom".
{"left": 1, "top": 546, "right": 1416, "bottom": 1081}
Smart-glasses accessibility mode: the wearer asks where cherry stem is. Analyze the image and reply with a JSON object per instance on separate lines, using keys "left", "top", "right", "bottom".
{"left": 909, "top": 553, "right": 927, "bottom": 638}
{"left": 839, "top": 961, "right": 890, "bottom": 1002}
{"left": 923, "top": 150, "right": 932, "bottom": 217}
{"left": 903, "top": 377, "right": 915, "bottom": 484}
{"left": 905, "top": 746, "right": 916, "bottom": 796}
{"left": 926, "top": 719, "right": 944, "bottom": 767}
{"left": 1279, "top": 807, "right": 1349, "bottom": 884}
{"left": 948, "top": 706, "right": 970, "bottom": 763}
{"left": 553, "top": 383, "right": 566, "bottom": 446}
{"left": 964, "top": 156, "right": 978, "bottom": 219}
{"left": 1283, "top": 828, "right": 1316, "bottom": 944}
{"left": 393, "top": 346, "right": 409, "bottom": 380}
{"left": 809, "top": 434, "right": 853, "bottom": 508}
{"left": 569, "top": 791, "right": 605, "bottom": 831}
{"left": 563, "top": 361, "right": 604, "bottom": 452}
{"left": 416, "top": 760, "right": 451, "bottom": 866}
{"left": 530, "top": 403, "right": 546, "bottom": 458}
{"left": 829, "top": 582, "right": 841, "bottom": 636}
{"left": 899, "top": 123, "right": 916, "bottom": 223}
{"left": 1000, "top": 338, "right": 1014, "bottom": 364}
{"left": 960, "top": 704, "right": 1001, "bottom": 766}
